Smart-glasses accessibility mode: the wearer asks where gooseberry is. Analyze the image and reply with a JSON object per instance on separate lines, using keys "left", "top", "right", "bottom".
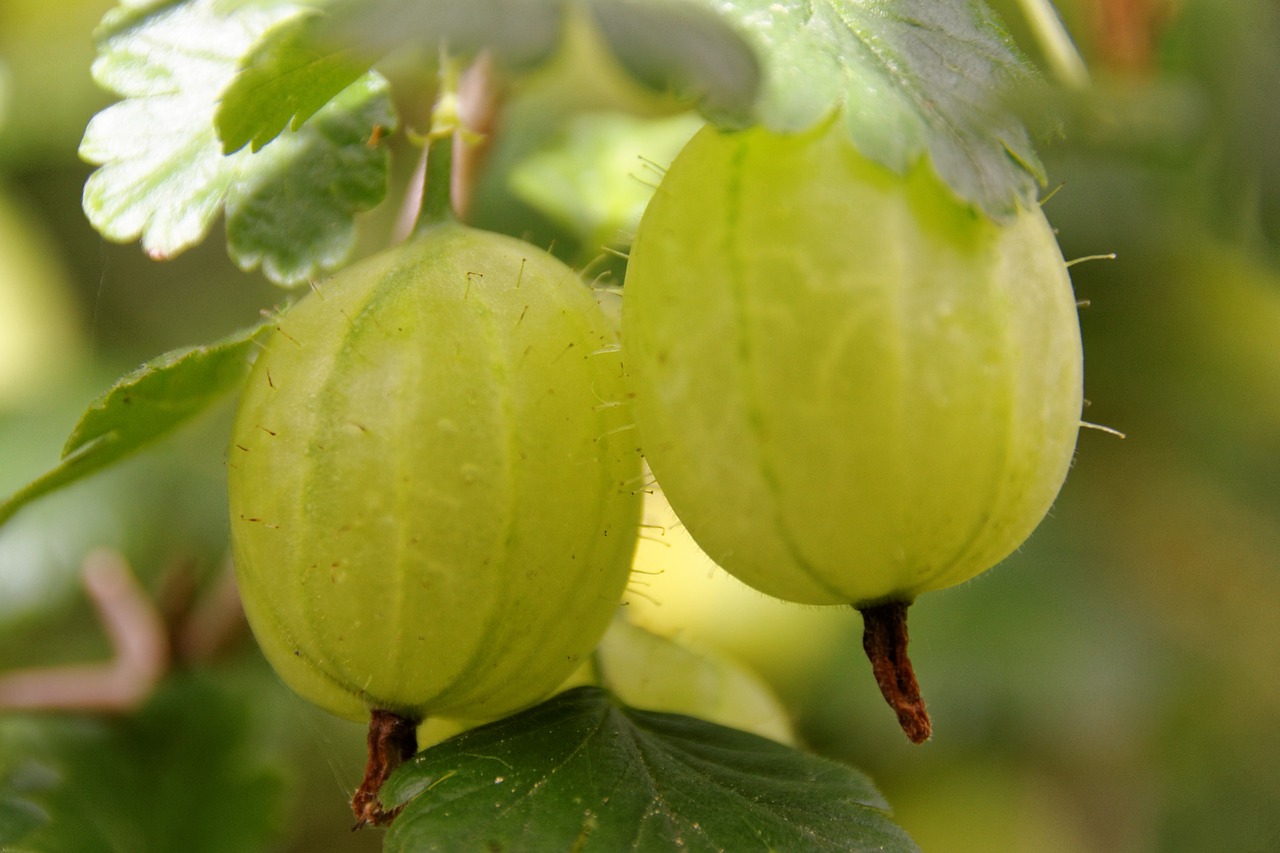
{"left": 229, "top": 222, "right": 641, "bottom": 820}
{"left": 622, "top": 119, "right": 1083, "bottom": 742}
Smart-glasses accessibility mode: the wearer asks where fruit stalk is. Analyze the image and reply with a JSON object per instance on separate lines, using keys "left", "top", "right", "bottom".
{"left": 858, "top": 602, "right": 930, "bottom": 744}
{"left": 352, "top": 710, "right": 420, "bottom": 828}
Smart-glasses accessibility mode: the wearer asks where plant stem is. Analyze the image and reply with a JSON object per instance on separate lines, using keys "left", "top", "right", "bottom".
{"left": 412, "top": 53, "right": 466, "bottom": 233}
{"left": 352, "top": 710, "right": 420, "bottom": 829}
{"left": 858, "top": 601, "right": 931, "bottom": 744}
{"left": 1017, "top": 0, "right": 1090, "bottom": 88}
{"left": 416, "top": 131, "right": 455, "bottom": 230}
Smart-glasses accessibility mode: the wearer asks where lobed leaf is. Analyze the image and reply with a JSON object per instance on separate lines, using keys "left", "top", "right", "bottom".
{"left": 0, "top": 322, "right": 268, "bottom": 529}
{"left": 216, "top": 8, "right": 373, "bottom": 154}
{"left": 225, "top": 0, "right": 759, "bottom": 151}
{"left": 224, "top": 72, "right": 396, "bottom": 283}
{"left": 686, "top": 0, "right": 1048, "bottom": 218}
{"left": 382, "top": 686, "right": 920, "bottom": 852}
{"left": 80, "top": 0, "right": 395, "bottom": 284}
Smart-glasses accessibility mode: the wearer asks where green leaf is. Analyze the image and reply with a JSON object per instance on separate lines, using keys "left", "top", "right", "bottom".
{"left": 216, "top": 9, "right": 373, "bottom": 154}
{"left": 80, "top": 0, "right": 395, "bottom": 284}
{"left": 0, "top": 791, "right": 48, "bottom": 847}
{"left": 321, "top": 0, "right": 566, "bottom": 69}
{"left": 225, "top": 72, "right": 396, "bottom": 282}
{"left": 0, "top": 59, "right": 11, "bottom": 133}
{"left": 585, "top": 0, "right": 760, "bottom": 120}
{"left": 689, "top": 0, "right": 1047, "bottom": 219}
{"left": 80, "top": 0, "right": 298, "bottom": 259}
{"left": 6, "top": 676, "right": 283, "bottom": 853}
{"left": 508, "top": 112, "right": 702, "bottom": 253}
{"left": 382, "top": 686, "right": 919, "bottom": 852}
{"left": 0, "top": 322, "right": 268, "bottom": 529}
{"left": 317, "top": 0, "right": 758, "bottom": 112}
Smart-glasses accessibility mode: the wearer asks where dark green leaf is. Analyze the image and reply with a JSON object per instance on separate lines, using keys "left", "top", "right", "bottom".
{"left": 0, "top": 791, "right": 48, "bottom": 847}
{"left": 7, "top": 676, "right": 283, "bottom": 853}
{"left": 217, "top": 9, "right": 373, "bottom": 154}
{"left": 688, "top": 0, "right": 1047, "bottom": 218}
{"left": 0, "top": 323, "right": 267, "bottom": 529}
{"left": 80, "top": 0, "right": 394, "bottom": 283}
{"left": 225, "top": 73, "right": 396, "bottom": 282}
{"left": 382, "top": 686, "right": 919, "bottom": 853}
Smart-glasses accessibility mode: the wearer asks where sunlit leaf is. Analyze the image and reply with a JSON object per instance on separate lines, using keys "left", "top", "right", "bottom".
{"left": 80, "top": 0, "right": 394, "bottom": 284}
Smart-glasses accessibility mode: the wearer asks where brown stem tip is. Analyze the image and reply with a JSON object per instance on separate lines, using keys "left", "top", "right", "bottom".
{"left": 858, "top": 601, "right": 931, "bottom": 744}
{"left": 352, "top": 710, "right": 419, "bottom": 830}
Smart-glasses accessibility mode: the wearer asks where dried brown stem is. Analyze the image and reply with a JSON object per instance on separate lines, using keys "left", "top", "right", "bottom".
{"left": 351, "top": 710, "right": 420, "bottom": 829}
{"left": 858, "top": 601, "right": 931, "bottom": 744}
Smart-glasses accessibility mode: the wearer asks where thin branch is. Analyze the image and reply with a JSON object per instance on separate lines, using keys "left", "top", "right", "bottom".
{"left": 0, "top": 549, "right": 170, "bottom": 712}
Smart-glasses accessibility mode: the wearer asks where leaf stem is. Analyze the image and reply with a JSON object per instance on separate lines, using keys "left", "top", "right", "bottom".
{"left": 857, "top": 601, "right": 931, "bottom": 744}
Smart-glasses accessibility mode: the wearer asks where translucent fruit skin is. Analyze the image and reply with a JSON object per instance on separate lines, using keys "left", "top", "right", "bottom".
{"left": 229, "top": 224, "right": 641, "bottom": 722}
{"left": 622, "top": 121, "right": 1083, "bottom": 607}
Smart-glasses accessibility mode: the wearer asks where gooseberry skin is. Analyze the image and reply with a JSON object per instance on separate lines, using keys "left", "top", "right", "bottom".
{"left": 622, "top": 120, "right": 1082, "bottom": 608}
{"left": 229, "top": 223, "right": 641, "bottom": 723}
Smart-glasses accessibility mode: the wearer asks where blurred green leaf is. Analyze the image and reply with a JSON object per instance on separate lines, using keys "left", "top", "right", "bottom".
{"left": 0, "top": 789, "right": 48, "bottom": 847}
{"left": 508, "top": 111, "right": 701, "bottom": 252}
{"left": 0, "top": 322, "right": 267, "bottom": 529}
{"left": 317, "top": 0, "right": 758, "bottom": 114}
{"left": 9, "top": 676, "right": 283, "bottom": 853}
{"left": 383, "top": 686, "right": 918, "bottom": 852}
{"left": 1163, "top": 0, "right": 1280, "bottom": 260}
{"left": 323, "top": 0, "right": 564, "bottom": 68}
{"left": 79, "top": 0, "right": 394, "bottom": 284}
{"left": 0, "top": 190, "right": 86, "bottom": 408}
{"left": 584, "top": 0, "right": 760, "bottom": 118}
{"left": 0, "top": 59, "right": 10, "bottom": 133}
{"left": 595, "top": 618, "right": 797, "bottom": 745}
{"left": 216, "top": 9, "right": 372, "bottom": 154}
{"left": 687, "top": 0, "right": 1046, "bottom": 219}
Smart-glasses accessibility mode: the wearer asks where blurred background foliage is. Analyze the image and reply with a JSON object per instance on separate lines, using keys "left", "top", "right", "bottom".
{"left": 1, "top": 0, "right": 1279, "bottom": 850}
